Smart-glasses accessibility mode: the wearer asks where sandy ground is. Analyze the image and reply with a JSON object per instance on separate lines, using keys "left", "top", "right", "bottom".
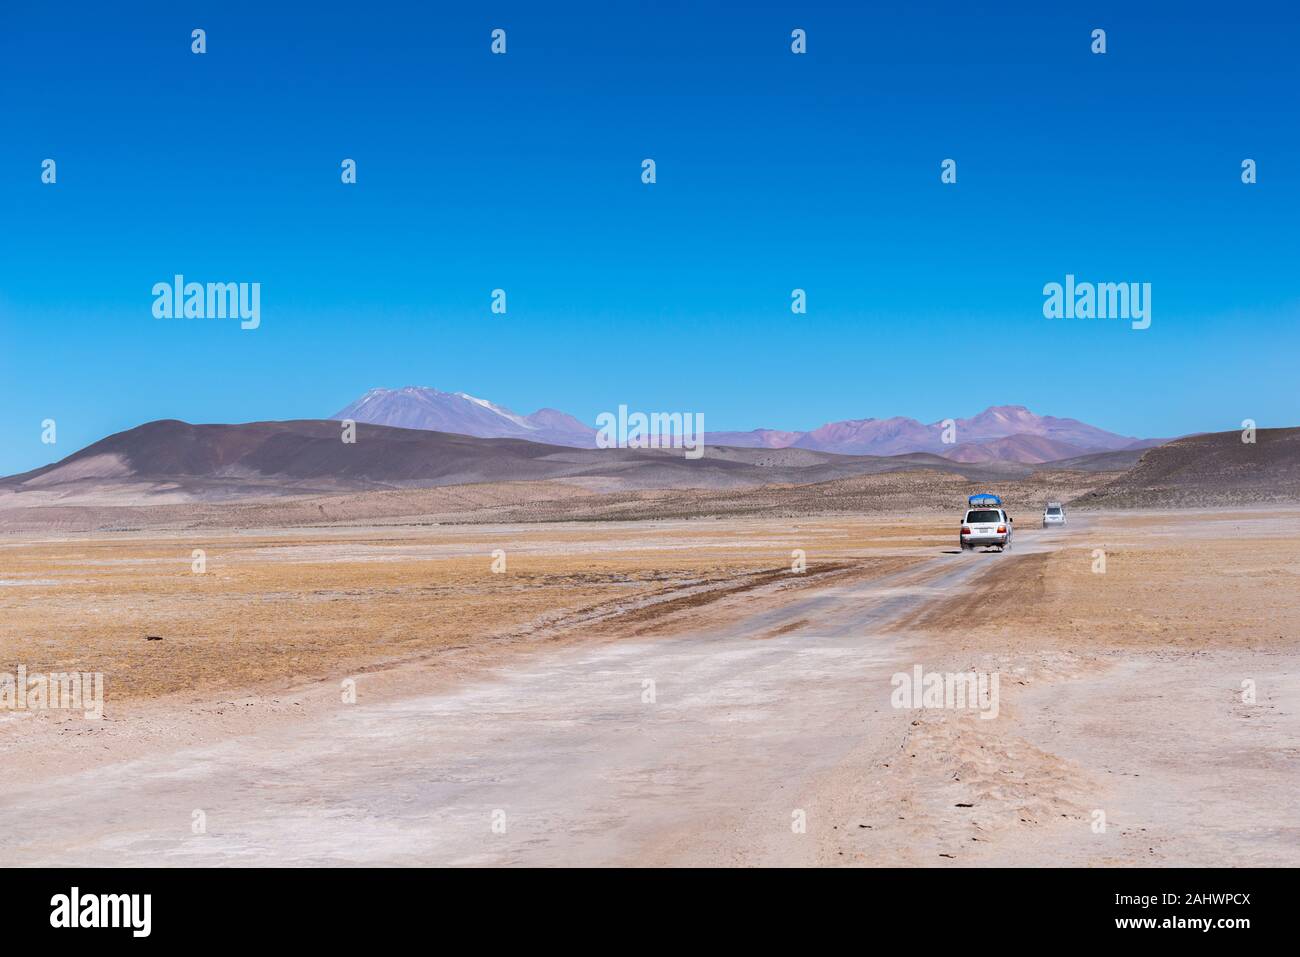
{"left": 0, "top": 467, "right": 1122, "bottom": 534}
{"left": 0, "top": 510, "right": 1296, "bottom": 866}
{"left": 0, "top": 518, "right": 932, "bottom": 703}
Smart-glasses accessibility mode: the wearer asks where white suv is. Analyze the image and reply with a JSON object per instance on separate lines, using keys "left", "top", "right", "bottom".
{"left": 960, "top": 507, "right": 1013, "bottom": 551}
{"left": 1043, "top": 502, "right": 1066, "bottom": 528}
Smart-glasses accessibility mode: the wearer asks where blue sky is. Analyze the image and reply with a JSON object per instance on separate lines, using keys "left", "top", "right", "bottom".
{"left": 2, "top": 1, "right": 1298, "bottom": 475}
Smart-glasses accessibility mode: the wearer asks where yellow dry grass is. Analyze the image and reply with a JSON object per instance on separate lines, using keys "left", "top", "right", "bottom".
{"left": 0, "top": 517, "right": 941, "bottom": 702}
{"left": 894, "top": 510, "right": 1300, "bottom": 652}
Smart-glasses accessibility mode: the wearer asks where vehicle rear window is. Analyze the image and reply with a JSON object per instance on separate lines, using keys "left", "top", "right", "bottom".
{"left": 1047, "top": 507, "right": 1062, "bottom": 515}
{"left": 966, "top": 510, "right": 1001, "bottom": 523}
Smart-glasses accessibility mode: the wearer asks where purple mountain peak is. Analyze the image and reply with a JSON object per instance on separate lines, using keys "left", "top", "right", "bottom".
{"left": 331, "top": 388, "right": 1143, "bottom": 463}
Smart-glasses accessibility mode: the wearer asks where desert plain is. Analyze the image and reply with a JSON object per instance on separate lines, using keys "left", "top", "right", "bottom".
{"left": 1, "top": 479, "right": 1296, "bottom": 866}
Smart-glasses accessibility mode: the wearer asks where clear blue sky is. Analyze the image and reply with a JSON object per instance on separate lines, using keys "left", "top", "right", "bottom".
{"left": 2, "top": 1, "right": 1297, "bottom": 475}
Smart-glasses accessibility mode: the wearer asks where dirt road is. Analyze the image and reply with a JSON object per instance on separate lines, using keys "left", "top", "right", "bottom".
{"left": 2, "top": 514, "right": 1296, "bottom": 866}
{"left": 0, "top": 537, "right": 1018, "bottom": 865}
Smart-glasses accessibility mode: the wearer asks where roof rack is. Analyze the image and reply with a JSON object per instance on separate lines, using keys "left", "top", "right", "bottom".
{"left": 968, "top": 493, "right": 1002, "bottom": 507}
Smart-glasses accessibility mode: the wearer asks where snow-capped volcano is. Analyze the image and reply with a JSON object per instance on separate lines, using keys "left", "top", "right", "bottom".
{"left": 333, "top": 387, "right": 597, "bottom": 447}
{"left": 451, "top": 392, "right": 537, "bottom": 431}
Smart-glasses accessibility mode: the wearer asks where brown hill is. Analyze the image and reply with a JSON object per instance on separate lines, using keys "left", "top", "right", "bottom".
{"left": 0, "top": 419, "right": 1038, "bottom": 505}
{"left": 1074, "top": 427, "right": 1300, "bottom": 508}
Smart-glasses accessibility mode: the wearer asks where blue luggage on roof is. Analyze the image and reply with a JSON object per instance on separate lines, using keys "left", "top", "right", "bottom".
{"left": 968, "top": 493, "right": 1002, "bottom": 507}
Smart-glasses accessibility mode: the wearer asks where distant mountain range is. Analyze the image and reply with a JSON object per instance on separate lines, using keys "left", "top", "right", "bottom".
{"left": 0, "top": 390, "right": 1178, "bottom": 507}
{"left": 3, "top": 419, "right": 1294, "bottom": 516}
{"left": 333, "top": 387, "right": 1159, "bottom": 464}
{"left": 0, "top": 419, "right": 1044, "bottom": 503}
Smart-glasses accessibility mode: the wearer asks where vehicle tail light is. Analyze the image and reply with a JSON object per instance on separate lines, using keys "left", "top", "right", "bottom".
{"left": 961, "top": 527, "right": 971, "bottom": 535}
{"left": 997, "top": 525, "right": 1006, "bottom": 534}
